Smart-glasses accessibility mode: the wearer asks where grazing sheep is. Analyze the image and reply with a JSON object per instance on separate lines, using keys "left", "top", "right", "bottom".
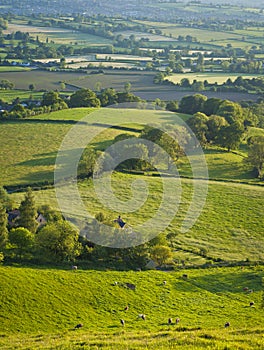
{"left": 126, "top": 283, "right": 136, "bottom": 290}
{"left": 248, "top": 289, "right": 253, "bottom": 293}
{"left": 176, "top": 318, "right": 180, "bottom": 324}
{"left": 163, "top": 280, "right": 167, "bottom": 285}
{"left": 120, "top": 319, "right": 125, "bottom": 326}
{"left": 71, "top": 265, "right": 78, "bottom": 271}
{"left": 124, "top": 305, "right": 129, "bottom": 311}
{"left": 75, "top": 323, "right": 83, "bottom": 329}
{"left": 113, "top": 281, "right": 118, "bottom": 286}
{"left": 243, "top": 287, "right": 249, "bottom": 292}
{"left": 250, "top": 301, "right": 255, "bottom": 307}
{"left": 141, "top": 314, "right": 146, "bottom": 320}
{"left": 224, "top": 322, "right": 230, "bottom": 328}
{"left": 168, "top": 318, "right": 173, "bottom": 325}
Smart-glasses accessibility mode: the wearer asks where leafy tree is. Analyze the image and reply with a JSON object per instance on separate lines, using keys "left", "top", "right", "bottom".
{"left": 206, "top": 115, "right": 228, "bottom": 143}
{"left": 60, "top": 82, "right": 66, "bottom": 91}
{"left": 0, "top": 204, "right": 8, "bottom": 251}
{"left": 78, "top": 147, "right": 97, "bottom": 178}
{"left": 8, "top": 227, "right": 35, "bottom": 258}
{"left": 98, "top": 88, "right": 118, "bottom": 106}
{"left": 29, "top": 83, "right": 36, "bottom": 91}
{"left": 37, "top": 205, "right": 62, "bottom": 223}
{"left": 216, "top": 100, "right": 244, "bottom": 124}
{"left": 0, "top": 79, "right": 14, "bottom": 89}
{"left": 150, "top": 245, "right": 172, "bottom": 266}
{"left": 203, "top": 98, "right": 222, "bottom": 116}
{"left": 42, "top": 91, "right": 61, "bottom": 106}
{"left": 246, "top": 136, "right": 264, "bottom": 179}
{"left": 217, "top": 121, "right": 244, "bottom": 151}
{"left": 69, "top": 88, "right": 100, "bottom": 108}
{"left": 187, "top": 112, "right": 209, "bottom": 146}
{"left": 180, "top": 78, "right": 191, "bottom": 88}
{"left": 166, "top": 100, "right": 179, "bottom": 112}
{"left": 179, "top": 94, "right": 207, "bottom": 115}
{"left": 0, "top": 187, "right": 13, "bottom": 211}
{"left": 124, "top": 82, "right": 131, "bottom": 93}
{"left": 36, "top": 220, "right": 81, "bottom": 262}
{"left": 117, "top": 92, "right": 142, "bottom": 104}
{"left": 18, "top": 187, "right": 37, "bottom": 233}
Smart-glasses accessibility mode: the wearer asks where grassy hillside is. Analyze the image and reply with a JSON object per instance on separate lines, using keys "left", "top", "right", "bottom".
{"left": 10, "top": 172, "right": 264, "bottom": 263}
{"left": 0, "top": 266, "right": 263, "bottom": 349}
{"left": 0, "top": 108, "right": 261, "bottom": 187}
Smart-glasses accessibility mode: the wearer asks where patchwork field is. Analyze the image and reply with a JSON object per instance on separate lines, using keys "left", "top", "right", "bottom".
{"left": 4, "top": 23, "right": 112, "bottom": 46}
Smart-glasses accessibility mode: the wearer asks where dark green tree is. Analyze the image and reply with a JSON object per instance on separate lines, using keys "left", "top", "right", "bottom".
{"left": 187, "top": 112, "right": 209, "bottom": 146}
{"left": 217, "top": 121, "right": 244, "bottom": 152}
{"left": 216, "top": 100, "right": 244, "bottom": 124}
{"left": 29, "top": 83, "right": 36, "bottom": 91}
{"left": 246, "top": 136, "right": 264, "bottom": 179}
{"left": 98, "top": 88, "right": 118, "bottom": 106}
{"left": 0, "top": 187, "right": 13, "bottom": 211}
{"left": 179, "top": 94, "right": 207, "bottom": 115}
{"left": 203, "top": 98, "right": 222, "bottom": 116}
{"left": 69, "top": 88, "right": 100, "bottom": 108}
{"left": 41, "top": 91, "right": 61, "bottom": 106}
{"left": 18, "top": 187, "right": 37, "bottom": 233}
{"left": 206, "top": 115, "right": 228, "bottom": 143}
{"left": 0, "top": 203, "right": 8, "bottom": 251}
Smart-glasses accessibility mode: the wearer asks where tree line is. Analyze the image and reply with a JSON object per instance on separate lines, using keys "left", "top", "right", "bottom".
{"left": 0, "top": 187, "right": 173, "bottom": 268}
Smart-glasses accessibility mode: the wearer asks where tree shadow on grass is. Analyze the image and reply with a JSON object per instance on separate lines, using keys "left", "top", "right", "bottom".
{"left": 172, "top": 271, "right": 263, "bottom": 294}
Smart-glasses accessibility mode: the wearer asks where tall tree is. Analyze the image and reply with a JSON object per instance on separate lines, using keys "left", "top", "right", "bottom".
{"left": 0, "top": 187, "right": 13, "bottom": 211}
{"left": 246, "top": 136, "right": 264, "bottom": 179}
{"left": 217, "top": 121, "right": 244, "bottom": 152}
{"left": 18, "top": 187, "right": 37, "bottom": 233}
{"left": 0, "top": 203, "right": 8, "bottom": 250}
{"left": 187, "top": 112, "right": 209, "bottom": 146}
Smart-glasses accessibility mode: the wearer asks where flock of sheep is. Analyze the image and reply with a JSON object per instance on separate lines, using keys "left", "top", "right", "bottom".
{"left": 71, "top": 267, "right": 255, "bottom": 331}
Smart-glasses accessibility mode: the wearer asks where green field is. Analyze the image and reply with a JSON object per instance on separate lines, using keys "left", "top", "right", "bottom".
{"left": 0, "top": 108, "right": 259, "bottom": 187}
{"left": 166, "top": 73, "right": 263, "bottom": 85}
{"left": 4, "top": 23, "right": 112, "bottom": 46}
{"left": 0, "top": 266, "right": 263, "bottom": 349}
{"left": 9, "top": 171, "right": 264, "bottom": 263}
{"left": 0, "top": 66, "right": 31, "bottom": 72}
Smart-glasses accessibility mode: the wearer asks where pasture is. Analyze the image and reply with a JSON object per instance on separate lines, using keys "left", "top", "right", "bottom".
{"left": 166, "top": 73, "right": 263, "bottom": 85}
{"left": 0, "top": 266, "right": 263, "bottom": 349}
{"left": 9, "top": 171, "right": 264, "bottom": 263}
{"left": 0, "top": 69, "right": 260, "bottom": 102}
{"left": 0, "top": 108, "right": 259, "bottom": 187}
{"left": 4, "top": 23, "right": 112, "bottom": 46}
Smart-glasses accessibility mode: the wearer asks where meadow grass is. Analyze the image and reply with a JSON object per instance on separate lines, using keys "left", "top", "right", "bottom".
{"left": 0, "top": 108, "right": 261, "bottom": 187}
{"left": 0, "top": 265, "right": 263, "bottom": 349}
{"left": 10, "top": 171, "right": 264, "bottom": 263}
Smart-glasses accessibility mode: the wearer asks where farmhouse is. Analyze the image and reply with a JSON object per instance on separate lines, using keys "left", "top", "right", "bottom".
{"left": 7, "top": 210, "right": 47, "bottom": 228}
